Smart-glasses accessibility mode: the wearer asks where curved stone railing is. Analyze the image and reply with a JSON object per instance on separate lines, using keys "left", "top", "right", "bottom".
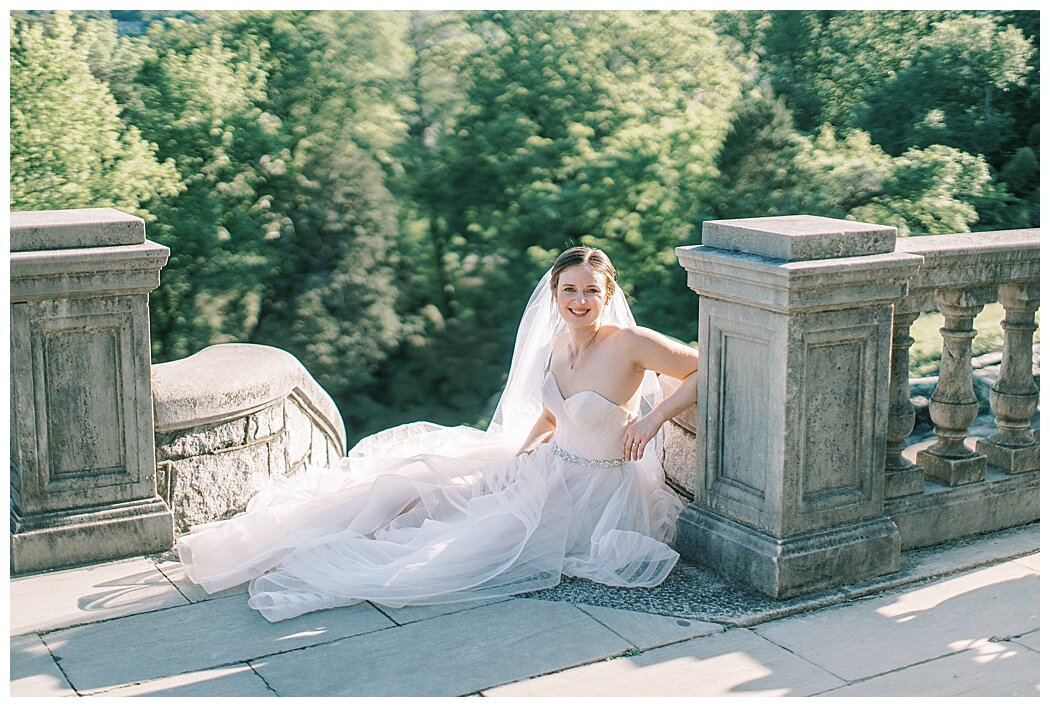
{"left": 152, "top": 344, "right": 347, "bottom": 534}
{"left": 658, "top": 374, "right": 699, "bottom": 501}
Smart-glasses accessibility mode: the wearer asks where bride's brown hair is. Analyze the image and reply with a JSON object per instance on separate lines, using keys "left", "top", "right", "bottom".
{"left": 550, "top": 247, "right": 617, "bottom": 303}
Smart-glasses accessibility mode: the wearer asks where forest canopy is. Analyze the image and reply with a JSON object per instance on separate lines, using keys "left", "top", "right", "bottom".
{"left": 9, "top": 10, "right": 1040, "bottom": 443}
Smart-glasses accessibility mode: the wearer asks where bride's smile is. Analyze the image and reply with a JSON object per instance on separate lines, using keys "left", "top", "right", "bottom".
{"left": 556, "top": 264, "right": 609, "bottom": 329}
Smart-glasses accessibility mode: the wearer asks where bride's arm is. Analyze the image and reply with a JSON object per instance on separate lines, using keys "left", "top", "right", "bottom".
{"left": 517, "top": 406, "right": 557, "bottom": 456}
{"left": 620, "top": 328, "right": 699, "bottom": 461}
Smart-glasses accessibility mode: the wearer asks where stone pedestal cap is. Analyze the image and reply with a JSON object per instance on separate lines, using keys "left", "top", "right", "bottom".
{"left": 11, "top": 208, "right": 145, "bottom": 252}
{"left": 679, "top": 216, "right": 921, "bottom": 313}
{"left": 702, "top": 215, "right": 897, "bottom": 261}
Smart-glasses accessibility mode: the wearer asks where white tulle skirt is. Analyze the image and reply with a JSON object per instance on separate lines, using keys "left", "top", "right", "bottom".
{"left": 178, "top": 423, "right": 682, "bottom": 622}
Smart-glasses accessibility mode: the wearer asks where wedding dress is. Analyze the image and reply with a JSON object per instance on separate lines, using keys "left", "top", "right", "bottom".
{"left": 178, "top": 270, "right": 685, "bottom": 622}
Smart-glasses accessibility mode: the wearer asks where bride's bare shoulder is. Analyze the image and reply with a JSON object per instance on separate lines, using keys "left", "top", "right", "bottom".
{"left": 610, "top": 326, "right": 694, "bottom": 355}
{"left": 605, "top": 325, "right": 655, "bottom": 344}
{"left": 602, "top": 325, "right": 651, "bottom": 354}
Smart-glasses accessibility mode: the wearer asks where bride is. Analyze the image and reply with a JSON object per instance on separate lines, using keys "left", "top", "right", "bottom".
{"left": 178, "top": 246, "right": 699, "bottom": 622}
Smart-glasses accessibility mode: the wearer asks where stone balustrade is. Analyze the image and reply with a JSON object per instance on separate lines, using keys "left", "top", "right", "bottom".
{"left": 9, "top": 209, "right": 347, "bottom": 572}
{"left": 884, "top": 230, "right": 1040, "bottom": 549}
{"left": 672, "top": 216, "right": 1039, "bottom": 599}
{"left": 152, "top": 344, "right": 347, "bottom": 534}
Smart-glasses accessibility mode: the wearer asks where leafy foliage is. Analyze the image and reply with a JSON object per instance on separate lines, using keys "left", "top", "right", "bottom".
{"left": 420, "top": 11, "right": 744, "bottom": 342}
{"left": 862, "top": 15, "right": 1033, "bottom": 164}
{"left": 9, "top": 9, "right": 1039, "bottom": 444}
{"left": 10, "top": 11, "right": 180, "bottom": 215}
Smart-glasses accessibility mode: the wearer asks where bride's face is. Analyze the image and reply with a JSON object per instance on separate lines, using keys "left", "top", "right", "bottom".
{"left": 555, "top": 265, "right": 608, "bottom": 328}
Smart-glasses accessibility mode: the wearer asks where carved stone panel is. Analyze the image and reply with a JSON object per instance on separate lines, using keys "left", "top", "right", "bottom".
{"left": 718, "top": 332, "right": 771, "bottom": 499}
{"left": 787, "top": 314, "right": 888, "bottom": 534}
{"left": 12, "top": 295, "right": 156, "bottom": 515}
{"left": 800, "top": 335, "right": 865, "bottom": 500}
{"left": 797, "top": 327, "right": 873, "bottom": 504}
{"left": 697, "top": 301, "right": 784, "bottom": 534}
{"left": 41, "top": 315, "right": 128, "bottom": 479}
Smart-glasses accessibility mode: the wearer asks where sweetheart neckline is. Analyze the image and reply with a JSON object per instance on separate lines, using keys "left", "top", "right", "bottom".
{"left": 545, "top": 371, "right": 634, "bottom": 413}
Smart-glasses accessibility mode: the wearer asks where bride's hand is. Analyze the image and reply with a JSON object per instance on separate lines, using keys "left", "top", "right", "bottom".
{"left": 622, "top": 413, "right": 663, "bottom": 461}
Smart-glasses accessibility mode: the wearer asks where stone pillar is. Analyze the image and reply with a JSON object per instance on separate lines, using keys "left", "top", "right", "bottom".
{"left": 676, "top": 215, "right": 922, "bottom": 599}
{"left": 916, "top": 289, "right": 990, "bottom": 486}
{"left": 884, "top": 305, "right": 924, "bottom": 498}
{"left": 976, "top": 282, "right": 1040, "bottom": 472}
{"left": 10, "top": 208, "right": 174, "bottom": 573}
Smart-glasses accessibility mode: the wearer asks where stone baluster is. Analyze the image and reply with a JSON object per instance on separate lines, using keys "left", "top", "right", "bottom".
{"left": 884, "top": 304, "right": 924, "bottom": 497}
{"left": 976, "top": 283, "right": 1040, "bottom": 472}
{"left": 917, "top": 289, "right": 990, "bottom": 485}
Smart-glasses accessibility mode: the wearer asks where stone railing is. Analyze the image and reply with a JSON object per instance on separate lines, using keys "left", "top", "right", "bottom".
{"left": 658, "top": 374, "right": 699, "bottom": 500}
{"left": 152, "top": 344, "right": 347, "bottom": 534}
{"left": 884, "top": 230, "right": 1039, "bottom": 549}
{"left": 673, "top": 216, "right": 1039, "bottom": 600}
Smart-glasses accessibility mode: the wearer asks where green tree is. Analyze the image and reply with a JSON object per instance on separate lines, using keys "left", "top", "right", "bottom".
{"left": 119, "top": 18, "right": 276, "bottom": 361}
{"left": 422, "top": 11, "right": 744, "bottom": 341}
{"left": 9, "top": 11, "right": 180, "bottom": 216}
{"left": 816, "top": 136, "right": 993, "bottom": 236}
{"left": 760, "top": 11, "right": 954, "bottom": 134}
{"left": 862, "top": 15, "right": 1034, "bottom": 163}
{"left": 201, "top": 11, "right": 412, "bottom": 431}
{"left": 112, "top": 11, "right": 412, "bottom": 434}
{"left": 711, "top": 80, "right": 811, "bottom": 219}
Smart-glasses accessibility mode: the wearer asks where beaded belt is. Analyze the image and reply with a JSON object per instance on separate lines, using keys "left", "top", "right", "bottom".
{"left": 551, "top": 441, "right": 625, "bottom": 468}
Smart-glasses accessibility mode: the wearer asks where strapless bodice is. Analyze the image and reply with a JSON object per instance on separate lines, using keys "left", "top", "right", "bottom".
{"left": 542, "top": 372, "right": 635, "bottom": 461}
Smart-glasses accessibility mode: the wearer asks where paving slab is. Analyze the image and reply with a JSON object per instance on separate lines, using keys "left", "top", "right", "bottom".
{"left": 484, "top": 627, "right": 845, "bottom": 697}
{"left": 371, "top": 597, "right": 511, "bottom": 625}
{"left": 754, "top": 559, "right": 1040, "bottom": 682}
{"left": 10, "top": 557, "right": 190, "bottom": 635}
{"left": 819, "top": 639, "right": 1040, "bottom": 696}
{"left": 1012, "top": 552, "right": 1040, "bottom": 573}
{"left": 152, "top": 557, "right": 249, "bottom": 603}
{"left": 10, "top": 633, "right": 77, "bottom": 697}
{"left": 577, "top": 604, "right": 724, "bottom": 650}
{"left": 97, "top": 664, "right": 275, "bottom": 697}
{"left": 251, "top": 598, "right": 631, "bottom": 697}
{"left": 843, "top": 524, "right": 1040, "bottom": 600}
{"left": 42, "top": 593, "right": 394, "bottom": 693}
{"left": 1009, "top": 629, "right": 1039, "bottom": 653}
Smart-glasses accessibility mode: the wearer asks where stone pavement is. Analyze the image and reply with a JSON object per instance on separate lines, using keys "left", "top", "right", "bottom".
{"left": 9, "top": 523, "right": 1040, "bottom": 698}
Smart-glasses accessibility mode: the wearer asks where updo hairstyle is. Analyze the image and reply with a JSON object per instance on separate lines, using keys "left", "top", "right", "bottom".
{"left": 549, "top": 246, "right": 617, "bottom": 303}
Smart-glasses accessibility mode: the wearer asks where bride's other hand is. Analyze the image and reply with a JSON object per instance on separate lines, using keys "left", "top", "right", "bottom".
{"left": 517, "top": 407, "right": 556, "bottom": 457}
{"left": 622, "top": 413, "right": 663, "bottom": 461}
